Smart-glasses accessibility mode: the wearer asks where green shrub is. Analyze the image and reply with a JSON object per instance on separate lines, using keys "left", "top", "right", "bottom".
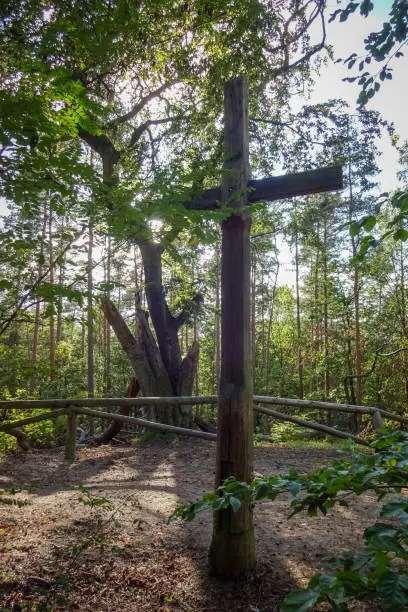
{"left": 170, "top": 430, "right": 408, "bottom": 611}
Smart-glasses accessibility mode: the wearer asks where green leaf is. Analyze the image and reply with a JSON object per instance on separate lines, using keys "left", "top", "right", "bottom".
{"left": 363, "top": 215, "right": 377, "bottom": 232}
{"left": 380, "top": 500, "right": 408, "bottom": 525}
{"left": 229, "top": 496, "right": 241, "bottom": 512}
{"left": 393, "top": 228, "right": 408, "bottom": 241}
{"left": 400, "top": 196, "right": 408, "bottom": 212}
{"left": 286, "top": 480, "right": 302, "bottom": 496}
{"left": 0, "top": 279, "right": 12, "bottom": 291}
{"left": 349, "top": 221, "right": 361, "bottom": 236}
{"left": 281, "top": 588, "right": 320, "bottom": 612}
{"left": 377, "top": 572, "right": 408, "bottom": 610}
{"left": 364, "top": 523, "right": 405, "bottom": 553}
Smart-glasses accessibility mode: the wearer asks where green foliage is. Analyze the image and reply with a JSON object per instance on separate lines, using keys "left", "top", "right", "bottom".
{"left": 170, "top": 430, "right": 408, "bottom": 610}
{"left": 77, "top": 484, "right": 113, "bottom": 512}
{"left": 349, "top": 189, "right": 408, "bottom": 261}
{"left": 330, "top": 1, "right": 407, "bottom": 104}
{"left": 269, "top": 418, "right": 322, "bottom": 444}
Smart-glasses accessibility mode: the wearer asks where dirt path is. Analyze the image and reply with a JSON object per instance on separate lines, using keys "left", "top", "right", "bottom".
{"left": 0, "top": 439, "right": 380, "bottom": 611}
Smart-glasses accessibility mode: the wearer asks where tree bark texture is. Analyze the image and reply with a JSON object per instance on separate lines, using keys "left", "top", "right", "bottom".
{"left": 29, "top": 204, "right": 48, "bottom": 394}
{"left": 48, "top": 205, "right": 56, "bottom": 380}
{"left": 101, "top": 298, "right": 198, "bottom": 428}
{"left": 295, "top": 223, "right": 304, "bottom": 399}
{"left": 93, "top": 377, "right": 140, "bottom": 445}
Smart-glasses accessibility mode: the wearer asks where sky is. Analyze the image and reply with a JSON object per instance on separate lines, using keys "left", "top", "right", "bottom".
{"left": 277, "top": 0, "right": 408, "bottom": 286}
{"left": 314, "top": 1, "right": 407, "bottom": 190}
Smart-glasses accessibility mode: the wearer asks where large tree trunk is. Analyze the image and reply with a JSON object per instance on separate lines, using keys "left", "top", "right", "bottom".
{"left": 93, "top": 377, "right": 140, "bottom": 445}
{"left": 101, "top": 293, "right": 198, "bottom": 428}
{"left": 138, "top": 240, "right": 184, "bottom": 395}
{"left": 80, "top": 126, "right": 198, "bottom": 430}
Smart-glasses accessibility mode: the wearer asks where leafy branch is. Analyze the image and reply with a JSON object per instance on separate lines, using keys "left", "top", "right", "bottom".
{"left": 170, "top": 430, "right": 408, "bottom": 610}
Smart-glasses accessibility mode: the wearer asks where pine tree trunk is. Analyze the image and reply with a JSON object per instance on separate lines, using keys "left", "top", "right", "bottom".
{"left": 251, "top": 252, "right": 256, "bottom": 389}
{"left": 398, "top": 243, "right": 408, "bottom": 399}
{"left": 313, "top": 227, "right": 320, "bottom": 395}
{"left": 323, "top": 216, "right": 330, "bottom": 416}
{"left": 87, "top": 220, "right": 95, "bottom": 433}
{"left": 265, "top": 242, "right": 279, "bottom": 394}
{"left": 295, "top": 224, "right": 304, "bottom": 399}
{"left": 56, "top": 217, "right": 65, "bottom": 344}
{"left": 348, "top": 122, "right": 363, "bottom": 429}
{"left": 29, "top": 204, "right": 47, "bottom": 393}
{"left": 104, "top": 235, "right": 112, "bottom": 394}
{"left": 215, "top": 243, "right": 221, "bottom": 394}
{"left": 48, "top": 204, "right": 56, "bottom": 381}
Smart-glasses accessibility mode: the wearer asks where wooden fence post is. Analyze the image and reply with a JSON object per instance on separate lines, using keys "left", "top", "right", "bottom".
{"left": 65, "top": 407, "right": 77, "bottom": 462}
{"left": 372, "top": 409, "right": 384, "bottom": 431}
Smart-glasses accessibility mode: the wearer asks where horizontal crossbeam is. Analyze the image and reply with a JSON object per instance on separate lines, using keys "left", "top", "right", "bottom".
{"left": 183, "top": 165, "right": 343, "bottom": 211}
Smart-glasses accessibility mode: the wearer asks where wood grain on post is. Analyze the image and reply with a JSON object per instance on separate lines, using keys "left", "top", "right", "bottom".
{"left": 209, "top": 77, "right": 255, "bottom": 577}
{"left": 64, "top": 407, "right": 77, "bottom": 462}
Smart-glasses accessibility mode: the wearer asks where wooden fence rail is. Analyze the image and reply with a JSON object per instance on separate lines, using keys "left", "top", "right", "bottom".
{"left": 255, "top": 405, "right": 369, "bottom": 446}
{"left": 0, "top": 396, "right": 218, "bottom": 410}
{"left": 1, "top": 395, "right": 405, "bottom": 426}
{"left": 0, "top": 395, "right": 404, "bottom": 461}
{"left": 253, "top": 396, "right": 407, "bottom": 426}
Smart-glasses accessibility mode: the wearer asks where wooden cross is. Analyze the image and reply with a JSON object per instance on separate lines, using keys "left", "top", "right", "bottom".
{"left": 183, "top": 77, "right": 343, "bottom": 577}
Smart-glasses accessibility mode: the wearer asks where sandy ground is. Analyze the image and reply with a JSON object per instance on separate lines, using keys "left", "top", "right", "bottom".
{"left": 0, "top": 439, "right": 381, "bottom": 611}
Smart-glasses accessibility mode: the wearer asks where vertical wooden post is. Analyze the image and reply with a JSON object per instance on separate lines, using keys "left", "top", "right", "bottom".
{"left": 65, "top": 407, "right": 77, "bottom": 462}
{"left": 372, "top": 409, "right": 384, "bottom": 431}
{"left": 209, "top": 77, "right": 255, "bottom": 577}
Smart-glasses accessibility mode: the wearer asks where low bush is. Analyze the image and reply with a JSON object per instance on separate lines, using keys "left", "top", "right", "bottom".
{"left": 170, "top": 430, "right": 408, "bottom": 611}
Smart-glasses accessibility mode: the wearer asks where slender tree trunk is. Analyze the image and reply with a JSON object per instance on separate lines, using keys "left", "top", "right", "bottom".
{"left": 193, "top": 313, "right": 199, "bottom": 397}
{"left": 56, "top": 217, "right": 65, "bottom": 344}
{"left": 48, "top": 204, "right": 56, "bottom": 381}
{"left": 348, "top": 119, "right": 362, "bottom": 429}
{"left": 260, "top": 266, "right": 265, "bottom": 389}
{"left": 251, "top": 251, "right": 256, "bottom": 389}
{"left": 295, "top": 221, "right": 304, "bottom": 399}
{"left": 344, "top": 312, "right": 357, "bottom": 407}
{"left": 87, "top": 220, "right": 94, "bottom": 399}
{"left": 104, "top": 235, "right": 112, "bottom": 394}
{"left": 398, "top": 243, "right": 408, "bottom": 399}
{"left": 313, "top": 227, "right": 320, "bottom": 395}
{"left": 323, "top": 216, "right": 330, "bottom": 411}
{"left": 215, "top": 243, "right": 221, "bottom": 394}
{"left": 265, "top": 242, "right": 279, "bottom": 394}
{"left": 87, "top": 220, "right": 95, "bottom": 434}
{"left": 133, "top": 245, "right": 139, "bottom": 333}
{"left": 354, "top": 269, "right": 363, "bottom": 404}
{"left": 29, "top": 203, "right": 47, "bottom": 394}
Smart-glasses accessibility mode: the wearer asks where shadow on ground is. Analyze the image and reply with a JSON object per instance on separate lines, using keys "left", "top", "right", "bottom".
{"left": 0, "top": 439, "right": 380, "bottom": 611}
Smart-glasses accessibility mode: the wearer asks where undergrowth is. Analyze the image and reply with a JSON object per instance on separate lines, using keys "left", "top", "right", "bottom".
{"left": 170, "top": 429, "right": 408, "bottom": 611}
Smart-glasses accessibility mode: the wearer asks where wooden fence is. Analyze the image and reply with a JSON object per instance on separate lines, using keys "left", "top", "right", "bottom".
{"left": 0, "top": 395, "right": 406, "bottom": 461}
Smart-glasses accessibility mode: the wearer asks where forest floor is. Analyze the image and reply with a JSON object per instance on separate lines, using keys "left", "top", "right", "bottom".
{"left": 0, "top": 437, "right": 381, "bottom": 611}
